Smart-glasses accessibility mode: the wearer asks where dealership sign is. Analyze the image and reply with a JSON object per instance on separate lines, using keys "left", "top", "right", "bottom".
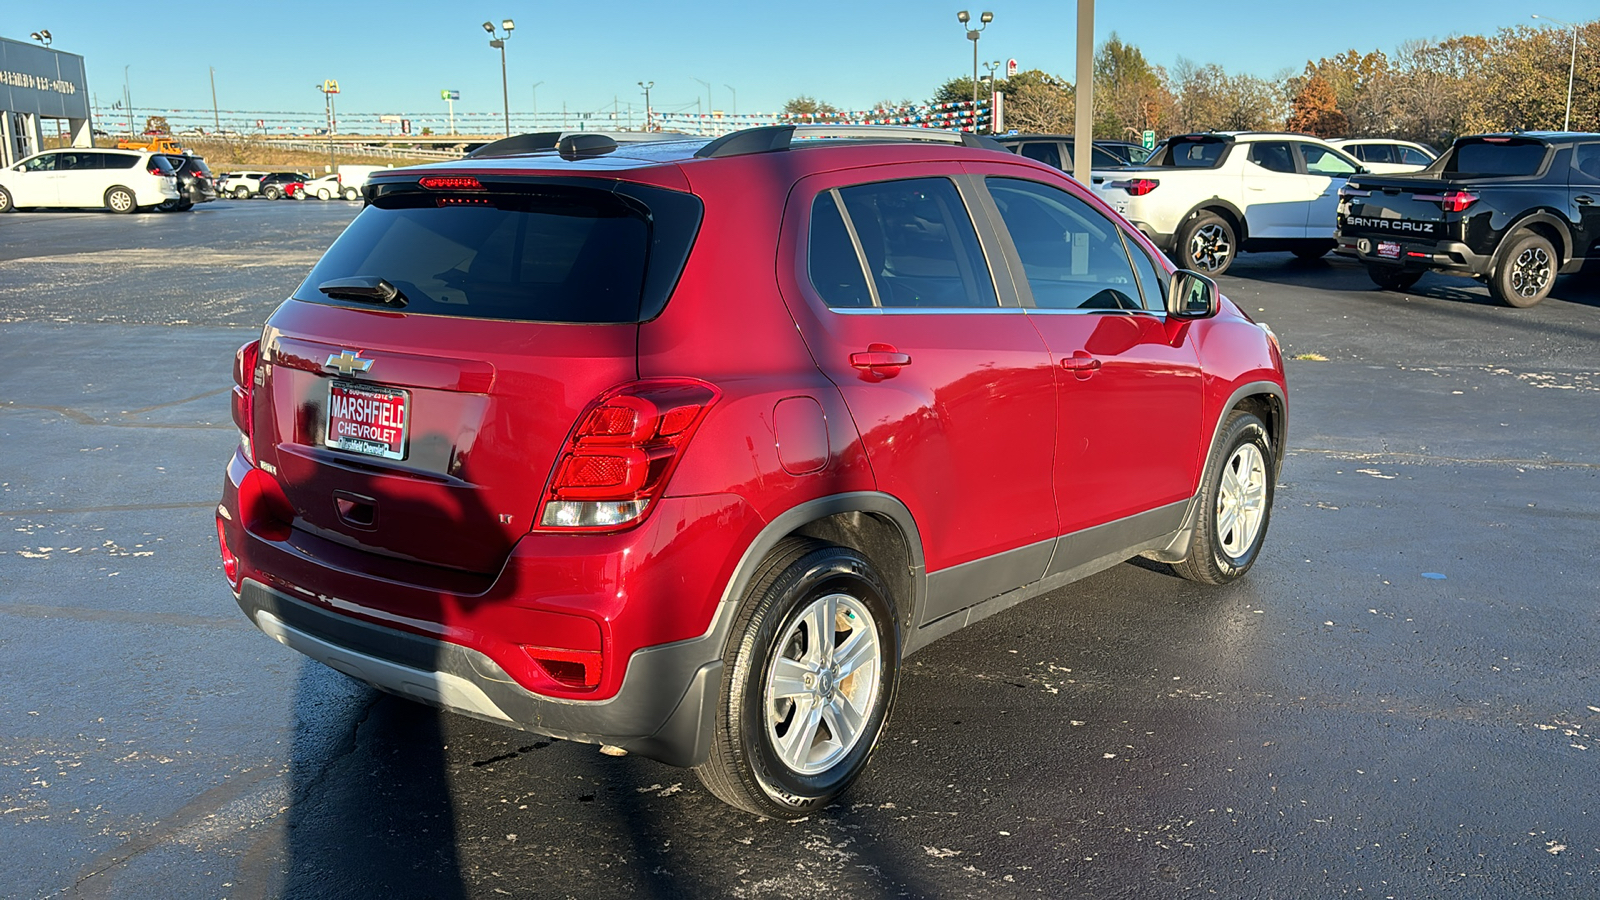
{"left": 0, "top": 37, "right": 91, "bottom": 120}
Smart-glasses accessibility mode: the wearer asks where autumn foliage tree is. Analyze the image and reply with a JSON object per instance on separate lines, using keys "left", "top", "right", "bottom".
{"left": 1287, "top": 75, "right": 1348, "bottom": 137}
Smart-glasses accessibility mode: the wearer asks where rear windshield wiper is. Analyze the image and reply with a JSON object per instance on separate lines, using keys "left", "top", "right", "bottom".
{"left": 317, "top": 276, "right": 408, "bottom": 308}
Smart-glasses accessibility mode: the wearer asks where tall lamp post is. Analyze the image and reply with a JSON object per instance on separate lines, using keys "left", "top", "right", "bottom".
{"left": 725, "top": 84, "right": 738, "bottom": 116}
{"left": 316, "top": 80, "right": 339, "bottom": 175}
{"left": 483, "top": 19, "right": 515, "bottom": 137}
{"left": 29, "top": 30, "right": 52, "bottom": 47}
{"left": 531, "top": 81, "right": 544, "bottom": 124}
{"left": 638, "top": 81, "right": 654, "bottom": 131}
{"left": 957, "top": 10, "right": 994, "bottom": 128}
{"left": 1530, "top": 14, "right": 1580, "bottom": 132}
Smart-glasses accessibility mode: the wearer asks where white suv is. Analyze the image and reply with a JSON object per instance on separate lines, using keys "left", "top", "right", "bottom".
{"left": 217, "top": 171, "right": 271, "bottom": 199}
{"left": 0, "top": 148, "right": 180, "bottom": 214}
{"left": 1330, "top": 138, "right": 1436, "bottom": 174}
{"left": 1089, "top": 132, "right": 1367, "bottom": 275}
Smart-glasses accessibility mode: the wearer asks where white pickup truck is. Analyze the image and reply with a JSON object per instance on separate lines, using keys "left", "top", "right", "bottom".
{"left": 1089, "top": 132, "right": 1369, "bottom": 276}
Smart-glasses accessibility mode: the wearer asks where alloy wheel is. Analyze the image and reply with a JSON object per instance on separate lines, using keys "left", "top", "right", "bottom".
{"left": 763, "top": 591, "right": 883, "bottom": 775}
{"left": 1188, "top": 223, "right": 1232, "bottom": 273}
{"left": 1216, "top": 442, "right": 1267, "bottom": 558}
{"left": 1510, "top": 246, "right": 1551, "bottom": 299}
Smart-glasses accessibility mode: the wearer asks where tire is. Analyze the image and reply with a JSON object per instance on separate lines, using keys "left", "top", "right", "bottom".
{"left": 317, "top": 188, "right": 332, "bottom": 201}
{"left": 1489, "top": 230, "right": 1557, "bottom": 308}
{"left": 0, "top": 187, "right": 11, "bottom": 213}
{"left": 105, "top": 187, "right": 136, "bottom": 214}
{"left": 1366, "top": 264, "right": 1423, "bottom": 291}
{"left": 342, "top": 187, "right": 360, "bottom": 201}
{"left": 295, "top": 190, "right": 308, "bottom": 201}
{"left": 156, "top": 199, "right": 178, "bottom": 212}
{"left": 1173, "top": 410, "right": 1275, "bottom": 585}
{"left": 263, "top": 186, "right": 281, "bottom": 200}
{"left": 1292, "top": 241, "right": 1334, "bottom": 261}
{"left": 695, "top": 538, "right": 901, "bottom": 818}
{"left": 232, "top": 186, "right": 250, "bottom": 199}
{"left": 174, "top": 200, "right": 194, "bottom": 212}
{"left": 1176, "top": 211, "right": 1236, "bottom": 276}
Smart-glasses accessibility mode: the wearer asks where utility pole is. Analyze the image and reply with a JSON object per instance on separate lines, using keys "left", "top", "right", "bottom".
{"left": 317, "top": 80, "right": 339, "bottom": 174}
{"left": 638, "top": 81, "right": 654, "bottom": 132}
{"left": 531, "top": 81, "right": 544, "bottom": 124}
{"left": 1072, "top": 0, "right": 1093, "bottom": 185}
{"left": 725, "top": 84, "right": 737, "bottom": 116}
{"left": 483, "top": 20, "right": 516, "bottom": 138}
{"left": 209, "top": 66, "right": 220, "bottom": 133}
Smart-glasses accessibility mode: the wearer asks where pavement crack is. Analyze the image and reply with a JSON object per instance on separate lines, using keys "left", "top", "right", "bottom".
{"left": 1289, "top": 446, "right": 1600, "bottom": 470}
{"left": 291, "top": 694, "right": 381, "bottom": 807}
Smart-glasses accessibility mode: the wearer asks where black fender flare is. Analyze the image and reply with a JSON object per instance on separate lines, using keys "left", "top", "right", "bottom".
{"left": 1178, "top": 198, "right": 1250, "bottom": 242}
{"left": 1499, "top": 210, "right": 1576, "bottom": 265}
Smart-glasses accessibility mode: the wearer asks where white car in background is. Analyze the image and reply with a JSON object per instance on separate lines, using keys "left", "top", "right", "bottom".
{"left": 217, "top": 171, "right": 271, "bottom": 199}
{"left": 0, "top": 148, "right": 180, "bottom": 214}
{"left": 300, "top": 166, "right": 389, "bottom": 201}
{"left": 1088, "top": 131, "right": 1368, "bottom": 275}
{"left": 1330, "top": 138, "right": 1437, "bottom": 174}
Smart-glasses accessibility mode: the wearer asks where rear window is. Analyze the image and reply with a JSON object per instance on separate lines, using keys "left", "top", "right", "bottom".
{"left": 1149, "top": 137, "right": 1230, "bottom": 168}
{"left": 147, "top": 155, "right": 176, "bottom": 175}
{"left": 1445, "top": 140, "right": 1548, "bottom": 177}
{"left": 296, "top": 181, "right": 702, "bottom": 323}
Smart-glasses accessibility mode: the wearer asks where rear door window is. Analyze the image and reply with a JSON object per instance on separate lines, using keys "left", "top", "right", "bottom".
{"left": 1018, "top": 142, "right": 1063, "bottom": 170}
{"left": 986, "top": 177, "right": 1142, "bottom": 310}
{"left": 297, "top": 182, "right": 701, "bottom": 323}
{"left": 824, "top": 178, "right": 998, "bottom": 309}
{"left": 1398, "top": 145, "right": 1434, "bottom": 166}
{"left": 1248, "top": 142, "right": 1297, "bottom": 173}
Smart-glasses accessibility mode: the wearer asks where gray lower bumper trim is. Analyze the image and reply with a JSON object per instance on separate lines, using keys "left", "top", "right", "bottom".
{"left": 236, "top": 580, "right": 722, "bottom": 767}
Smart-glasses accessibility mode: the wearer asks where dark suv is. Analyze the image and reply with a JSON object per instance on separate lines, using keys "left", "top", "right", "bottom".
{"left": 159, "top": 154, "right": 218, "bottom": 211}
{"left": 218, "top": 125, "right": 1287, "bottom": 817}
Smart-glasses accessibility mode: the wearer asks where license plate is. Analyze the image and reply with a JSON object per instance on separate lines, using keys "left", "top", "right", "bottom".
{"left": 325, "top": 381, "right": 409, "bottom": 460}
{"left": 1376, "top": 241, "right": 1401, "bottom": 259}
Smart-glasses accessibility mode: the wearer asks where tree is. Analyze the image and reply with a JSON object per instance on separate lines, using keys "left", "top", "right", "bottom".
{"left": 783, "top": 95, "right": 842, "bottom": 120}
{"left": 1170, "top": 59, "right": 1286, "bottom": 132}
{"left": 1006, "top": 80, "right": 1075, "bottom": 133}
{"left": 1287, "top": 74, "right": 1349, "bottom": 137}
{"left": 143, "top": 115, "right": 170, "bottom": 135}
{"left": 1094, "top": 34, "right": 1176, "bottom": 139}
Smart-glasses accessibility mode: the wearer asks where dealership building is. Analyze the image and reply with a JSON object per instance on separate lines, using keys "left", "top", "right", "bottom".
{"left": 1, "top": 36, "right": 92, "bottom": 167}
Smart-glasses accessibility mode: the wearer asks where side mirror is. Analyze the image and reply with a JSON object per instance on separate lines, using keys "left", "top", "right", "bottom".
{"left": 1167, "top": 269, "right": 1220, "bottom": 319}
{"left": 1356, "top": 165, "right": 1371, "bottom": 175}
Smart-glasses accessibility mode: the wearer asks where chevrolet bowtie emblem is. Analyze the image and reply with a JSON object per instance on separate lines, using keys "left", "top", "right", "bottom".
{"left": 324, "top": 350, "right": 373, "bottom": 376}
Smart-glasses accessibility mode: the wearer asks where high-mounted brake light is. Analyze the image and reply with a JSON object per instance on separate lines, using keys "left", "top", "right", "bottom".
{"left": 1108, "top": 177, "right": 1159, "bottom": 196}
{"left": 232, "top": 340, "right": 260, "bottom": 463}
{"left": 419, "top": 175, "right": 486, "bottom": 191}
{"left": 1439, "top": 190, "right": 1478, "bottom": 213}
{"left": 538, "top": 380, "right": 720, "bottom": 530}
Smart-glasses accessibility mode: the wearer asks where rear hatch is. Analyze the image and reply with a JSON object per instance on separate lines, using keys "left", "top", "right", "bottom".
{"left": 254, "top": 172, "right": 703, "bottom": 575}
{"left": 1340, "top": 136, "right": 1553, "bottom": 242}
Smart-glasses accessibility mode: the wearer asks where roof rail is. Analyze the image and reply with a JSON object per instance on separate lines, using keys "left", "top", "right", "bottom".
{"left": 694, "top": 124, "right": 1006, "bottom": 159}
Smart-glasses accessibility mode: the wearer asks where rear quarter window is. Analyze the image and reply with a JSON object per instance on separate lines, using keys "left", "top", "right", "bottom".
{"left": 1149, "top": 138, "right": 1230, "bottom": 169}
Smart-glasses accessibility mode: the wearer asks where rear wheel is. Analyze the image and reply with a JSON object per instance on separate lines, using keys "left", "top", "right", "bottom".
{"left": 342, "top": 187, "right": 360, "bottom": 201}
{"left": 232, "top": 186, "right": 250, "bottom": 199}
{"left": 317, "top": 188, "right": 332, "bottom": 200}
{"left": 1173, "top": 410, "right": 1274, "bottom": 585}
{"left": 1366, "top": 264, "right": 1423, "bottom": 291}
{"left": 1176, "top": 211, "right": 1236, "bottom": 276}
{"left": 1489, "top": 230, "right": 1557, "bottom": 308}
{"left": 263, "top": 186, "right": 282, "bottom": 200}
{"left": 695, "top": 539, "right": 900, "bottom": 818}
{"left": 105, "top": 187, "right": 136, "bottom": 214}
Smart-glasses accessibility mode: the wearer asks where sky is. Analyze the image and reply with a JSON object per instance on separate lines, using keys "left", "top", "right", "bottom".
{"left": 4, "top": 1, "right": 1595, "bottom": 127}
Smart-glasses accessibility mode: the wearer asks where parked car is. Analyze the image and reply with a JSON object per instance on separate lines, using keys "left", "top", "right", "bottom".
{"left": 257, "top": 172, "right": 306, "bottom": 200}
{"left": 302, "top": 166, "right": 390, "bottom": 200}
{"left": 218, "top": 171, "right": 271, "bottom": 199}
{"left": 158, "top": 154, "right": 219, "bottom": 211}
{"left": 0, "top": 147, "right": 179, "bottom": 213}
{"left": 1330, "top": 138, "right": 1437, "bottom": 174}
{"left": 1089, "top": 131, "right": 1368, "bottom": 275}
{"left": 217, "top": 124, "right": 1287, "bottom": 818}
{"left": 1097, "top": 140, "right": 1155, "bottom": 166}
{"left": 1336, "top": 131, "right": 1600, "bottom": 306}
{"left": 995, "top": 134, "right": 1134, "bottom": 172}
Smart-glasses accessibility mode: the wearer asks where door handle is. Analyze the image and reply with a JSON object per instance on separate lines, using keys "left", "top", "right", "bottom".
{"left": 1062, "top": 351, "right": 1102, "bottom": 379}
{"left": 1577, "top": 195, "right": 1596, "bottom": 206}
{"left": 1246, "top": 185, "right": 1267, "bottom": 191}
{"left": 850, "top": 343, "right": 911, "bottom": 377}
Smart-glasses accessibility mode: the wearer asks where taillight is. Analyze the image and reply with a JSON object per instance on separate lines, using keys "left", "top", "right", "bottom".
{"left": 232, "top": 340, "right": 260, "bottom": 462}
{"left": 149, "top": 166, "right": 165, "bottom": 176}
{"left": 1108, "top": 178, "right": 1159, "bottom": 196}
{"left": 1440, "top": 190, "right": 1478, "bottom": 213}
{"left": 538, "top": 379, "right": 720, "bottom": 530}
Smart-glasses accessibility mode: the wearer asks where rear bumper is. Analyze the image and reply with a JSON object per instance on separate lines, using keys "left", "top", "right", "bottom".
{"left": 1334, "top": 234, "right": 1491, "bottom": 276}
{"left": 235, "top": 579, "right": 722, "bottom": 766}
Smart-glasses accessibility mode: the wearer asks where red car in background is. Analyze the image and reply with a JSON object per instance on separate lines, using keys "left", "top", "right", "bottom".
{"left": 217, "top": 125, "right": 1287, "bottom": 818}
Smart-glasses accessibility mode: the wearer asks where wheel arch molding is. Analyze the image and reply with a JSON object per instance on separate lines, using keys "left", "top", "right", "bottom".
{"left": 1185, "top": 197, "right": 1249, "bottom": 241}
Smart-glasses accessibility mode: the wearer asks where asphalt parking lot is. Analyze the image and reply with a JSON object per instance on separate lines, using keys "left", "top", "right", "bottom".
{"left": 2, "top": 200, "right": 1597, "bottom": 899}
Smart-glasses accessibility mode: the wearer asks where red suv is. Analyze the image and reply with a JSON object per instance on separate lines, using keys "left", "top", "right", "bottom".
{"left": 218, "top": 125, "right": 1287, "bottom": 817}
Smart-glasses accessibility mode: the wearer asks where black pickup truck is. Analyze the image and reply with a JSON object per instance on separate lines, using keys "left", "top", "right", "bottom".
{"left": 1335, "top": 132, "right": 1600, "bottom": 307}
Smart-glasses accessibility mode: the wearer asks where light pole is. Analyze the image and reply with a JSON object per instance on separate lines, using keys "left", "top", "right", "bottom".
{"left": 483, "top": 19, "right": 515, "bottom": 137}
{"left": 531, "top": 81, "right": 544, "bottom": 124}
{"left": 957, "top": 10, "right": 994, "bottom": 125}
{"left": 725, "top": 84, "right": 737, "bottom": 116}
{"left": 29, "top": 30, "right": 52, "bottom": 47}
{"left": 1531, "top": 14, "right": 1580, "bottom": 132}
{"left": 316, "top": 80, "right": 339, "bottom": 175}
{"left": 692, "top": 77, "right": 713, "bottom": 117}
{"left": 123, "top": 66, "right": 134, "bottom": 138}
{"left": 638, "top": 81, "right": 654, "bottom": 131}
{"left": 209, "top": 66, "right": 220, "bottom": 134}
